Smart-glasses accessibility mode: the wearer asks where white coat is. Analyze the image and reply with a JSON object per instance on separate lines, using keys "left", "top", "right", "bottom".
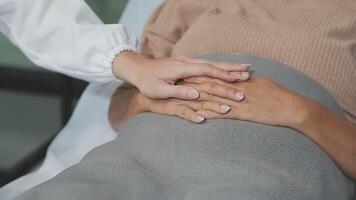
{"left": 0, "top": 0, "right": 138, "bottom": 83}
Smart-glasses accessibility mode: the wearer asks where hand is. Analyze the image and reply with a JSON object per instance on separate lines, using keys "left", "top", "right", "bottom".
{"left": 108, "top": 84, "right": 144, "bottom": 131}
{"left": 109, "top": 83, "right": 242, "bottom": 131}
{"left": 113, "top": 52, "right": 250, "bottom": 100}
{"left": 183, "top": 76, "right": 309, "bottom": 128}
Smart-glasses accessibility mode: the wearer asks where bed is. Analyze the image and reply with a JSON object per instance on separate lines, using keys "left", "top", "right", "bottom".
{"left": 1, "top": 0, "right": 355, "bottom": 199}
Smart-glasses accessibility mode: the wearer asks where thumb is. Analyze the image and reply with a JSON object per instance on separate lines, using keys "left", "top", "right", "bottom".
{"left": 160, "top": 85, "right": 200, "bottom": 100}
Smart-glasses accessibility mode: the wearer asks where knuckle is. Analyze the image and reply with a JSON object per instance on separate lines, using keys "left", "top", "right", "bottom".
{"left": 200, "top": 101, "right": 208, "bottom": 110}
{"left": 207, "top": 102, "right": 218, "bottom": 111}
{"left": 203, "top": 92, "right": 219, "bottom": 102}
{"left": 165, "top": 102, "right": 177, "bottom": 115}
{"left": 208, "top": 94, "right": 216, "bottom": 101}
{"left": 235, "top": 105, "right": 249, "bottom": 119}
{"left": 206, "top": 93, "right": 216, "bottom": 101}
{"left": 174, "top": 106, "right": 184, "bottom": 116}
{"left": 180, "top": 108, "right": 195, "bottom": 120}
{"left": 198, "top": 92, "right": 209, "bottom": 101}
{"left": 187, "top": 102, "right": 199, "bottom": 111}
{"left": 179, "top": 107, "right": 190, "bottom": 117}
{"left": 205, "top": 82, "right": 217, "bottom": 92}
{"left": 227, "top": 87, "right": 237, "bottom": 95}
{"left": 204, "top": 110, "right": 220, "bottom": 119}
{"left": 213, "top": 102, "right": 223, "bottom": 110}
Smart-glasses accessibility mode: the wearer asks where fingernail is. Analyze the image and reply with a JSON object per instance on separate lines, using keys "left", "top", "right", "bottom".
{"left": 241, "top": 64, "right": 251, "bottom": 68}
{"left": 220, "top": 104, "right": 231, "bottom": 113}
{"left": 241, "top": 72, "right": 249, "bottom": 78}
{"left": 196, "top": 115, "right": 205, "bottom": 123}
{"left": 234, "top": 92, "right": 245, "bottom": 101}
{"left": 231, "top": 72, "right": 242, "bottom": 79}
{"left": 188, "top": 89, "right": 199, "bottom": 99}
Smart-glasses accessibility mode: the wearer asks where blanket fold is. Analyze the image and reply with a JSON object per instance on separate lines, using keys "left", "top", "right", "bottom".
{"left": 16, "top": 55, "right": 355, "bottom": 200}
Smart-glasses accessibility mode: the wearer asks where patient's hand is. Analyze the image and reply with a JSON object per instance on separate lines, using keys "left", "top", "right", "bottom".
{"left": 109, "top": 83, "right": 244, "bottom": 131}
{"left": 183, "top": 76, "right": 309, "bottom": 128}
{"left": 108, "top": 84, "right": 143, "bottom": 131}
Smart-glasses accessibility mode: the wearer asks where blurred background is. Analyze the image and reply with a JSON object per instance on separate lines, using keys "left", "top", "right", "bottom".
{"left": 0, "top": 0, "right": 128, "bottom": 186}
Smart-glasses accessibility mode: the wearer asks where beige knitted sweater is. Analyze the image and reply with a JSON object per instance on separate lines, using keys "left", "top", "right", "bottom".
{"left": 141, "top": 0, "right": 356, "bottom": 122}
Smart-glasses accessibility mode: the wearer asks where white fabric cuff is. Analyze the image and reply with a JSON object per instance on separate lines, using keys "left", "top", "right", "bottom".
{"left": 103, "top": 45, "right": 137, "bottom": 84}
{"left": 91, "top": 25, "right": 139, "bottom": 84}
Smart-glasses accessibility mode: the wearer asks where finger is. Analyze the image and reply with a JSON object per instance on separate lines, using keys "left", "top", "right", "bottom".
{"left": 197, "top": 91, "right": 240, "bottom": 106}
{"left": 201, "top": 101, "right": 231, "bottom": 114}
{"left": 174, "top": 104, "right": 206, "bottom": 123}
{"left": 168, "top": 103, "right": 206, "bottom": 123}
{"left": 184, "top": 75, "right": 248, "bottom": 90}
{"left": 177, "top": 63, "right": 239, "bottom": 82}
{"left": 148, "top": 100, "right": 205, "bottom": 123}
{"left": 159, "top": 85, "right": 200, "bottom": 100}
{"left": 184, "top": 77, "right": 219, "bottom": 84}
{"left": 174, "top": 99, "right": 232, "bottom": 114}
{"left": 177, "top": 56, "right": 251, "bottom": 72}
{"left": 196, "top": 110, "right": 227, "bottom": 119}
{"left": 198, "top": 105, "right": 248, "bottom": 120}
{"left": 230, "top": 71, "right": 250, "bottom": 81}
{"left": 184, "top": 77, "right": 237, "bottom": 88}
{"left": 187, "top": 82, "right": 245, "bottom": 102}
{"left": 184, "top": 72, "right": 250, "bottom": 87}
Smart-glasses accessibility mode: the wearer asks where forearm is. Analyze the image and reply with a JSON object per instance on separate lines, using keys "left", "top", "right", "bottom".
{"left": 0, "top": 0, "right": 137, "bottom": 83}
{"left": 293, "top": 99, "right": 356, "bottom": 180}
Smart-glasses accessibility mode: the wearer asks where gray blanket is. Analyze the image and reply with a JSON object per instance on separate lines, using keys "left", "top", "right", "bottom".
{"left": 17, "top": 55, "right": 355, "bottom": 200}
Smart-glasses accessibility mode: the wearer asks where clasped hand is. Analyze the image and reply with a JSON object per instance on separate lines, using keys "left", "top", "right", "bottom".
{"left": 109, "top": 70, "right": 309, "bottom": 131}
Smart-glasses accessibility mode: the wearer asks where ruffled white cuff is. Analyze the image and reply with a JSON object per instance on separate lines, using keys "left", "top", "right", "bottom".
{"left": 103, "top": 44, "right": 138, "bottom": 84}
{"left": 91, "top": 25, "right": 139, "bottom": 84}
{"left": 0, "top": 0, "right": 140, "bottom": 84}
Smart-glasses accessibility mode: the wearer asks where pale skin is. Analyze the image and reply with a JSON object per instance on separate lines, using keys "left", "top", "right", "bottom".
{"left": 109, "top": 76, "right": 356, "bottom": 181}
{"left": 113, "top": 52, "right": 250, "bottom": 100}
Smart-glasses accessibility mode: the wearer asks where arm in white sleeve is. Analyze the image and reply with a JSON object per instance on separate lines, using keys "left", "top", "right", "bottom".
{"left": 0, "top": 0, "right": 138, "bottom": 83}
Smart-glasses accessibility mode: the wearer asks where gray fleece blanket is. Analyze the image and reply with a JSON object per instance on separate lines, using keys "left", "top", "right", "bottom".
{"left": 17, "top": 55, "right": 355, "bottom": 200}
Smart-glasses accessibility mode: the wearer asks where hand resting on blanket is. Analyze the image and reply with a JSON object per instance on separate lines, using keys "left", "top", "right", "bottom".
{"left": 16, "top": 55, "right": 354, "bottom": 200}
{"left": 109, "top": 72, "right": 356, "bottom": 181}
{"left": 108, "top": 78, "right": 247, "bottom": 129}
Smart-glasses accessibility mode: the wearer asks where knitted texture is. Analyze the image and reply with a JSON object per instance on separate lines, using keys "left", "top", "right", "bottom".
{"left": 141, "top": 0, "right": 356, "bottom": 122}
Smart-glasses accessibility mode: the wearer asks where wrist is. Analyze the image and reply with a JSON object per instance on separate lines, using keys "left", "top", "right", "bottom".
{"left": 133, "top": 92, "right": 148, "bottom": 113}
{"left": 112, "top": 51, "right": 146, "bottom": 87}
{"left": 287, "top": 96, "right": 315, "bottom": 131}
{"left": 289, "top": 96, "right": 327, "bottom": 134}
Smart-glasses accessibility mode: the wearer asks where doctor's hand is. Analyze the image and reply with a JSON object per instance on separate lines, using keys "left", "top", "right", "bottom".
{"left": 113, "top": 52, "right": 250, "bottom": 100}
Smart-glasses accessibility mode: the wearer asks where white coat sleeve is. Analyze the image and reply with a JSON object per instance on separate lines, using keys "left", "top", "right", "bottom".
{"left": 0, "top": 0, "right": 138, "bottom": 83}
